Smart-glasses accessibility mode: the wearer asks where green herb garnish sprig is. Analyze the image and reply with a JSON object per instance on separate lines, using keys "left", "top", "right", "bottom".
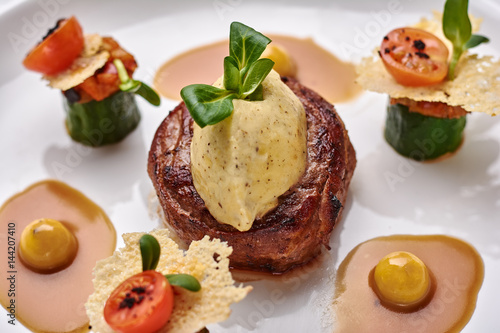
{"left": 180, "top": 22, "right": 275, "bottom": 128}
{"left": 139, "top": 234, "right": 161, "bottom": 271}
{"left": 443, "top": 0, "right": 489, "bottom": 79}
{"left": 139, "top": 234, "right": 201, "bottom": 292}
{"left": 114, "top": 59, "right": 161, "bottom": 106}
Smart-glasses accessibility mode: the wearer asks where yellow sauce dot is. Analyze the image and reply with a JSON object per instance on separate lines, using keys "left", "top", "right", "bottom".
{"left": 261, "top": 43, "right": 297, "bottom": 77}
{"left": 19, "top": 218, "right": 78, "bottom": 273}
{"left": 373, "top": 251, "right": 431, "bottom": 309}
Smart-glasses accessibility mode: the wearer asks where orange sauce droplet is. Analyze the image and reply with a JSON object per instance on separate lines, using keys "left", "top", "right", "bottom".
{"left": 0, "top": 180, "right": 116, "bottom": 333}
{"left": 154, "top": 35, "right": 361, "bottom": 104}
{"left": 333, "top": 235, "right": 484, "bottom": 333}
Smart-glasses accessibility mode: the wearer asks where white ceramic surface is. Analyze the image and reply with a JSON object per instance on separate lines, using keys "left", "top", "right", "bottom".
{"left": 1, "top": 0, "right": 499, "bottom": 332}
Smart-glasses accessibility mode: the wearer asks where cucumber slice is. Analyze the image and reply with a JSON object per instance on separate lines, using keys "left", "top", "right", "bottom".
{"left": 384, "top": 102, "right": 466, "bottom": 161}
{"left": 63, "top": 90, "right": 140, "bottom": 147}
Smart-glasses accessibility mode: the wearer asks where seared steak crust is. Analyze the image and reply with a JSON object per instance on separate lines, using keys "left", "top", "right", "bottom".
{"left": 148, "top": 77, "right": 356, "bottom": 274}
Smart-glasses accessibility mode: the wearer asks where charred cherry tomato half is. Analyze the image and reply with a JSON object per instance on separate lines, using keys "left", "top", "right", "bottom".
{"left": 380, "top": 27, "right": 449, "bottom": 87}
{"left": 104, "top": 270, "right": 174, "bottom": 333}
{"left": 23, "top": 16, "right": 84, "bottom": 76}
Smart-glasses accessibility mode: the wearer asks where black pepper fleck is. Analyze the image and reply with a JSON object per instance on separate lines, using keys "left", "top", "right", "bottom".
{"left": 41, "top": 18, "right": 64, "bottom": 41}
{"left": 415, "top": 51, "right": 430, "bottom": 59}
{"left": 119, "top": 297, "right": 136, "bottom": 309}
{"left": 132, "top": 286, "right": 146, "bottom": 294}
{"left": 413, "top": 39, "right": 426, "bottom": 50}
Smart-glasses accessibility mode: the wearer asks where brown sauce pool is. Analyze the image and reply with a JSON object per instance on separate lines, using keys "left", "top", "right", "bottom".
{"left": 154, "top": 35, "right": 361, "bottom": 104}
{"left": 333, "top": 235, "right": 484, "bottom": 333}
{"left": 0, "top": 180, "right": 116, "bottom": 333}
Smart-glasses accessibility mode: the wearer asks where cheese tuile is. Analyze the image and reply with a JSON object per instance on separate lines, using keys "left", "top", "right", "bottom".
{"left": 356, "top": 12, "right": 499, "bottom": 116}
{"left": 85, "top": 229, "right": 251, "bottom": 333}
{"left": 44, "top": 34, "right": 109, "bottom": 91}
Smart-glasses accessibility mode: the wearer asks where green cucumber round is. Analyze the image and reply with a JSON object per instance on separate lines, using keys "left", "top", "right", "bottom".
{"left": 63, "top": 90, "right": 141, "bottom": 147}
{"left": 384, "top": 102, "right": 466, "bottom": 161}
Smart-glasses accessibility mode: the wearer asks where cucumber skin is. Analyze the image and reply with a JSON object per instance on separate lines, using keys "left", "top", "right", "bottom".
{"left": 384, "top": 103, "right": 466, "bottom": 161}
{"left": 63, "top": 91, "right": 141, "bottom": 147}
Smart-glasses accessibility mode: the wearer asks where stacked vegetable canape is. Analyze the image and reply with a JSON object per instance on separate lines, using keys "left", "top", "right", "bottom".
{"left": 23, "top": 16, "right": 160, "bottom": 147}
{"left": 357, "top": 0, "right": 498, "bottom": 161}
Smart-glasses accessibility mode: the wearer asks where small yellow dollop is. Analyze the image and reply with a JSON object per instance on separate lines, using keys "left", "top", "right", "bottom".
{"left": 19, "top": 218, "right": 78, "bottom": 272}
{"left": 373, "top": 251, "right": 431, "bottom": 309}
{"left": 261, "top": 44, "right": 297, "bottom": 77}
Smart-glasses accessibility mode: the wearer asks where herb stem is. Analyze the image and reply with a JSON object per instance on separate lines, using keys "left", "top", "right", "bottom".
{"left": 113, "top": 59, "right": 134, "bottom": 91}
{"left": 442, "top": 0, "right": 488, "bottom": 80}
{"left": 448, "top": 46, "right": 463, "bottom": 80}
{"left": 113, "top": 59, "right": 161, "bottom": 106}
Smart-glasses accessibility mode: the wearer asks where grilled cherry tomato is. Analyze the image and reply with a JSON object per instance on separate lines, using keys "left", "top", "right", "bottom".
{"left": 23, "top": 16, "right": 84, "bottom": 76}
{"left": 103, "top": 270, "right": 174, "bottom": 333}
{"left": 380, "top": 27, "right": 449, "bottom": 87}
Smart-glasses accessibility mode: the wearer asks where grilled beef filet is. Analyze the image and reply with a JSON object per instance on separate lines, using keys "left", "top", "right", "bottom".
{"left": 148, "top": 76, "right": 356, "bottom": 274}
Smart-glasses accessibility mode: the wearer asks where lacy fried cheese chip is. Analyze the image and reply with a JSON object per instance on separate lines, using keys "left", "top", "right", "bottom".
{"left": 356, "top": 13, "right": 500, "bottom": 116}
{"left": 86, "top": 229, "right": 251, "bottom": 333}
{"left": 44, "top": 34, "right": 109, "bottom": 91}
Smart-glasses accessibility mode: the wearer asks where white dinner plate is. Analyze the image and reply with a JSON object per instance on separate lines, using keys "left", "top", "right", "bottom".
{"left": 1, "top": 0, "right": 499, "bottom": 332}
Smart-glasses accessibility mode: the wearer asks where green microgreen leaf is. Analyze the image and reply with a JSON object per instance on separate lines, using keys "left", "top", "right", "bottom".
{"left": 443, "top": 0, "right": 489, "bottom": 79}
{"left": 181, "top": 84, "right": 238, "bottom": 128}
{"left": 443, "top": 0, "right": 471, "bottom": 48}
{"left": 465, "top": 34, "right": 490, "bottom": 49}
{"left": 247, "top": 83, "right": 263, "bottom": 101}
{"left": 229, "top": 21, "right": 272, "bottom": 74}
{"left": 139, "top": 234, "right": 161, "bottom": 272}
{"left": 181, "top": 22, "right": 274, "bottom": 128}
{"left": 165, "top": 274, "right": 202, "bottom": 292}
{"left": 240, "top": 58, "right": 274, "bottom": 98}
{"left": 138, "top": 235, "right": 201, "bottom": 292}
{"left": 113, "top": 59, "right": 161, "bottom": 106}
{"left": 134, "top": 82, "right": 161, "bottom": 106}
{"left": 223, "top": 56, "right": 240, "bottom": 92}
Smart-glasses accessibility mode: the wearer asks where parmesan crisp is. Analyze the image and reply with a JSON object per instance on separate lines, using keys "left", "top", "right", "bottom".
{"left": 356, "top": 12, "right": 500, "bottom": 116}
{"left": 86, "top": 229, "right": 252, "bottom": 333}
{"left": 44, "top": 34, "right": 109, "bottom": 91}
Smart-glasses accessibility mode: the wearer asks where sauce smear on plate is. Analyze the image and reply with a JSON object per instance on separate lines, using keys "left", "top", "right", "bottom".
{"left": 0, "top": 180, "right": 116, "bottom": 333}
{"left": 333, "top": 235, "right": 484, "bottom": 333}
{"left": 154, "top": 35, "right": 361, "bottom": 104}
